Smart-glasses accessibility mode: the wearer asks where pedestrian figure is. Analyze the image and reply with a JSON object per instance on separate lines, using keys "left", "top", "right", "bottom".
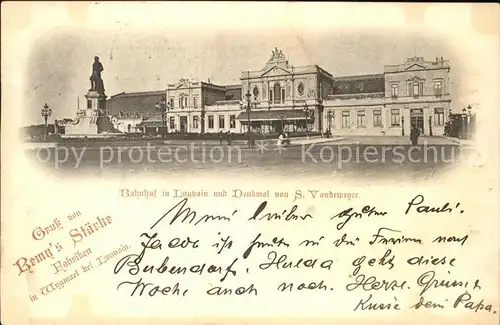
{"left": 410, "top": 124, "right": 420, "bottom": 146}
{"left": 226, "top": 131, "right": 232, "bottom": 145}
{"left": 219, "top": 131, "right": 223, "bottom": 145}
{"left": 276, "top": 132, "right": 284, "bottom": 154}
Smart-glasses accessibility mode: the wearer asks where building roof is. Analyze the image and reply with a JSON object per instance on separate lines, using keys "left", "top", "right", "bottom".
{"left": 331, "top": 74, "right": 385, "bottom": 95}
{"left": 110, "top": 90, "right": 165, "bottom": 99}
{"left": 107, "top": 91, "right": 165, "bottom": 114}
{"left": 224, "top": 86, "right": 241, "bottom": 100}
{"left": 224, "top": 84, "right": 241, "bottom": 90}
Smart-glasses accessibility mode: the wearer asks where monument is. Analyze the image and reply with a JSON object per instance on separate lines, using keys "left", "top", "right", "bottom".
{"left": 64, "top": 56, "right": 119, "bottom": 137}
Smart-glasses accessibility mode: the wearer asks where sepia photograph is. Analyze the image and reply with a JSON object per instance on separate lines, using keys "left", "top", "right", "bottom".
{"left": 2, "top": 3, "right": 498, "bottom": 325}
{"left": 20, "top": 14, "right": 478, "bottom": 180}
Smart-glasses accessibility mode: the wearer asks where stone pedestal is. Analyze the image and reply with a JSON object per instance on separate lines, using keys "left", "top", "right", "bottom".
{"left": 65, "top": 89, "right": 118, "bottom": 136}
{"left": 65, "top": 116, "right": 99, "bottom": 135}
{"left": 85, "top": 89, "right": 107, "bottom": 117}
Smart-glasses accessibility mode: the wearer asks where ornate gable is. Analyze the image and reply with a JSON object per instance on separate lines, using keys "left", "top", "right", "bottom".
{"left": 175, "top": 78, "right": 190, "bottom": 88}
{"left": 261, "top": 65, "right": 291, "bottom": 77}
{"left": 261, "top": 47, "right": 292, "bottom": 73}
{"left": 405, "top": 64, "right": 426, "bottom": 71}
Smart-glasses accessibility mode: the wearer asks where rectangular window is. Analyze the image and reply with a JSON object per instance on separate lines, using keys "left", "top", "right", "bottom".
{"left": 281, "top": 89, "right": 285, "bottom": 103}
{"left": 391, "top": 109, "right": 400, "bottom": 126}
{"left": 269, "top": 90, "right": 273, "bottom": 103}
{"left": 413, "top": 83, "right": 420, "bottom": 96}
{"left": 193, "top": 97, "right": 198, "bottom": 108}
{"left": 208, "top": 115, "right": 214, "bottom": 129}
{"left": 373, "top": 109, "right": 382, "bottom": 127}
{"left": 342, "top": 111, "right": 350, "bottom": 128}
{"left": 219, "top": 115, "right": 225, "bottom": 129}
{"left": 169, "top": 117, "right": 175, "bottom": 130}
{"left": 409, "top": 82, "right": 424, "bottom": 96}
{"left": 328, "top": 111, "right": 335, "bottom": 129}
{"left": 230, "top": 115, "right": 236, "bottom": 128}
{"left": 434, "top": 80, "right": 443, "bottom": 96}
{"left": 184, "top": 97, "right": 188, "bottom": 108}
{"left": 357, "top": 110, "right": 366, "bottom": 127}
{"left": 87, "top": 99, "right": 92, "bottom": 109}
{"left": 179, "top": 98, "right": 183, "bottom": 109}
{"left": 169, "top": 98, "right": 174, "bottom": 109}
{"left": 193, "top": 116, "right": 199, "bottom": 129}
{"left": 391, "top": 84, "right": 398, "bottom": 97}
{"left": 434, "top": 108, "right": 445, "bottom": 125}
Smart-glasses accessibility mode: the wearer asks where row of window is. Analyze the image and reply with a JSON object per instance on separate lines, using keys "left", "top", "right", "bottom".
{"left": 167, "top": 96, "right": 199, "bottom": 109}
{"left": 327, "top": 108, "right": 445, "bottom": 128}
{"left": 390, "top": 80, "right": 443, "bottom": 97}
{"left": 166, "top": 115, "right": 238, "bottom": 129}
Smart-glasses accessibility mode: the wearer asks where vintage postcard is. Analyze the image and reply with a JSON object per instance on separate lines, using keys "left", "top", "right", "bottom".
{"left": 1, "top": 2, "right": 499, "bottom": 325}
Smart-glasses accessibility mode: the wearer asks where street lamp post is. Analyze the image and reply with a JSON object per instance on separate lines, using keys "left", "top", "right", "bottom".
{"left": 327, "top": 110, "right": 332, "bottom": 132}
{"left": 303, "top": 103, "right": 309, "bottom": 138}
{"left": 246, "top": 91, "right": 251, "bottom": 138}
{"left": 267, "top": 106, "right": 271, "bottom": 134}
{"left": 461, "top": 107, "right": 468, "bottom": 139}
{"left": 401, "top": 116, "right": 405, "bottom": 136}
{"left": 241, "top": 91, "right": 258, "bottom": 147}
{"left": 155, "top": 95, "right": 168, "bottom": 139}
{"left": 467, "top": 104, "right": 473, "bottom": 136}
{"left": 428, "top": 116, "right": 433, "bottom": 136}
{"left": 41, "top": 103, "right": 52, "bottom": 140}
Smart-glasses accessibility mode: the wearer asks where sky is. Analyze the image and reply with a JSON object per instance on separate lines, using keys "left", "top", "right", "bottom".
{"left": 14, "top": 3, "right": 491, "bottom": 126}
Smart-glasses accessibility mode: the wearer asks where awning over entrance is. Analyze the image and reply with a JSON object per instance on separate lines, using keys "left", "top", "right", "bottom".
{"left": 236, "top": 109, "right": 314, "bottom": 122}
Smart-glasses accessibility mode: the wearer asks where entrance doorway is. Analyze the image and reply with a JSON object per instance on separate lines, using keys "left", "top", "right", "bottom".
{"left": 410, "top": 109, "right": 424, "bottom": 135}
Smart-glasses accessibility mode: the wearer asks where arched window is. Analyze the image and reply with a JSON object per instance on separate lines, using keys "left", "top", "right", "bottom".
{"left": 273, "top": 83, "right": 281, "bottom": 104}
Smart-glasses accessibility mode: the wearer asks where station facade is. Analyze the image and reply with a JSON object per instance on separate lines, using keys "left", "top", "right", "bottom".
{"left": 106, "top": 49, "right": 451, "bottom": 136}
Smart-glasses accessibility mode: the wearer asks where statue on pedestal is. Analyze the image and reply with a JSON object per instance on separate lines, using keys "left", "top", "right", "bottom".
{"left": 89, "top": 56, "right": 105, "bottom": 93}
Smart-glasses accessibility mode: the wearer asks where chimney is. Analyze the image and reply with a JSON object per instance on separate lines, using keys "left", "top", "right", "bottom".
{"left": 440, "top": 56, "right": 444, "bottom": 62}
{"left": 208, "top": 78, "right": 211, "bottom": 84}
{"left": 436, "top": 57, "right": 438, "bottom": 62}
